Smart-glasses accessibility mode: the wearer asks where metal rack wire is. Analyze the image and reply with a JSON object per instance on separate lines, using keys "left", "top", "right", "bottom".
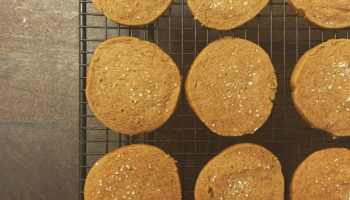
{"left": 79, "top": 0, "right": 350, "bottom": 199}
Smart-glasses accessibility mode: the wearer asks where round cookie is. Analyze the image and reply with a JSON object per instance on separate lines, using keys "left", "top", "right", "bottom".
{"left": 290, "top": 148, "right": 350, "bottom": 200}
{"left": 291, "top": 39, "right": 350, "bottom": 137}
{"left": 187, "top": 0, "right": 269, "bottom": 30}
{"left": 185, "top": 37, "right": 277, "bottom": 136}
{"left": 287, "top": 0, "right": 350, "bottom": 29}
{"left": 86, "top": 36, "right": 181, "bottom": 135}
{"left": 195, "top": 143, "right": 284, "bottom": 200}
{"left": 84, "top": 144, "right": 182, "bottom": 200}
{"left": 92, "top": 0, "right": 172, "bottom": 26}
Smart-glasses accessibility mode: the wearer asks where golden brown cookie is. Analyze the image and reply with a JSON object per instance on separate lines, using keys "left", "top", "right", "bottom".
{"left": 92, "top": 0, "right": 173, "bottom": 26}
{"left": 291, "top": 39, "right": 350, "bottom": 137}
{"left": 287, "top": 0, "right": 350, "bottom": 29}
{"left": 187, "top": 0, "right": 269, "bottom": 30}
{"left": 86, "top": 36, "right": 181, "bottom": 135}
{"left": 195, "top": 143, "right": 284, "bottom": 200}
{"left": 84, "top": 144, "right": 182, "bottom": 200}
{"left": 290, "top": 148, "right": 350, "bottom": 200}
{"left": 185, "top": 37, "right": 277, "bottom": 136}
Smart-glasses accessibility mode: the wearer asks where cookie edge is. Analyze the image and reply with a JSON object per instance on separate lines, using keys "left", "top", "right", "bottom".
{"left": 194, "top": 143, "right": 284, "bottom": 200}
{"left": 92, "top": 0, "right": 174, "bottom": 26}
{"left": 286, "top": 0, "right": 350, "bottom": 29}
{"left": 187, "top": 0, "right": 269, "bottom": 31}
{"left": 185, "top": 37, "right": 277, "bottom": 137}
{"left": 86, "top": 36, "right": 182, "bottom": 136}
{"left": 289, "top": 147, "right": 350, "bottom": 200}
{"left": 84, "top": 144, "right": 182, "bottom": 200}
{"left": 290, "top": 38, "right": 350, "bottom": 138}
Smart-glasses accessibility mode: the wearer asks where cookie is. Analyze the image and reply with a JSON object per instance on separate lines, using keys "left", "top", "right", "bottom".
{"left": 195, "top": 143, "right": 284, "bottom": 200}
{"left": 291, "top": 39, "right": 350, "bottom": 137}
{"left": 92, "top": 0, "right": 172, "bottom": 26}
{"left": 84, "top": 144, "right": 182, "bottom": 200}
{"left": 187, "top": 0, "right": 269, "bottom": 30}
{"left": 86, "top": 36, "right": 181, "bottom": 135}
{"left": 290, "top": 148, "right": 350, "bottom": 200}
{"left": 287, "top": 0, "right": 350, "bottom": 29}
{"left": 185, "top": 37, "right": 277, "bottom": 136}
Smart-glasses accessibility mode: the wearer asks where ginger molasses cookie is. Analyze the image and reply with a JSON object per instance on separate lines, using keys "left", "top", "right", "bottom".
{"left": 186, "top": 37, "right": 277, "bottom": 136}
{"left": 92, "top": 0, "right": 172, "bottom": 26}
{"left": 84, "top": 144, "right": 182, "bottom": 200}
{"left": 86, "top": 36, "right": 181, "bottom": 135}
{"left": 287, "top": 0, "right": 350, "bottom": 29}
{"left": 187, "top": 0, "right": 269, "bottom": 30}
{"left": 195, "top": 143, "right": 284, "bottom": 200}
{"left": 291, "top": 39, "right": 350, "bottom": 137}
{"left": 290, "top": 148, "right": 350, "bottom": 200}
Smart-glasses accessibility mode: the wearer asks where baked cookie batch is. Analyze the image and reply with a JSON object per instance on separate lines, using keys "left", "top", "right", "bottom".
{"left": 85, "top": 0, "right": 350, "bottom": 199}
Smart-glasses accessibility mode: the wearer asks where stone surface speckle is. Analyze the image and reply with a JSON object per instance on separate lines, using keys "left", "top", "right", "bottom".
{"left": 0, "top": 0, "right": 78, "bottom": 199}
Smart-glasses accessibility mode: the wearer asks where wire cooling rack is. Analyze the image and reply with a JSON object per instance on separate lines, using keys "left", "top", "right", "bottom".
{"left": 79, "top": 0, "right": 350, "bottom": 199}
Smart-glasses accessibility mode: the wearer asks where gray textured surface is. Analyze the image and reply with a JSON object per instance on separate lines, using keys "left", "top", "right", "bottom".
{"left": 0, "top": 0, "right": 78, "bottom": 199}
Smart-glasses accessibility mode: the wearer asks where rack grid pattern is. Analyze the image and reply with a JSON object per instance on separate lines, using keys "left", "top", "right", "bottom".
{"left": 79, "top": 1, "right": 350, "bottom": 199}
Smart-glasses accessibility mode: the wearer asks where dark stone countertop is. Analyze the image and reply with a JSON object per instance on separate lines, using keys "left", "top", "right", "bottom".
{"left": 0, "top": 1, "right": 79, "bottom": 199}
